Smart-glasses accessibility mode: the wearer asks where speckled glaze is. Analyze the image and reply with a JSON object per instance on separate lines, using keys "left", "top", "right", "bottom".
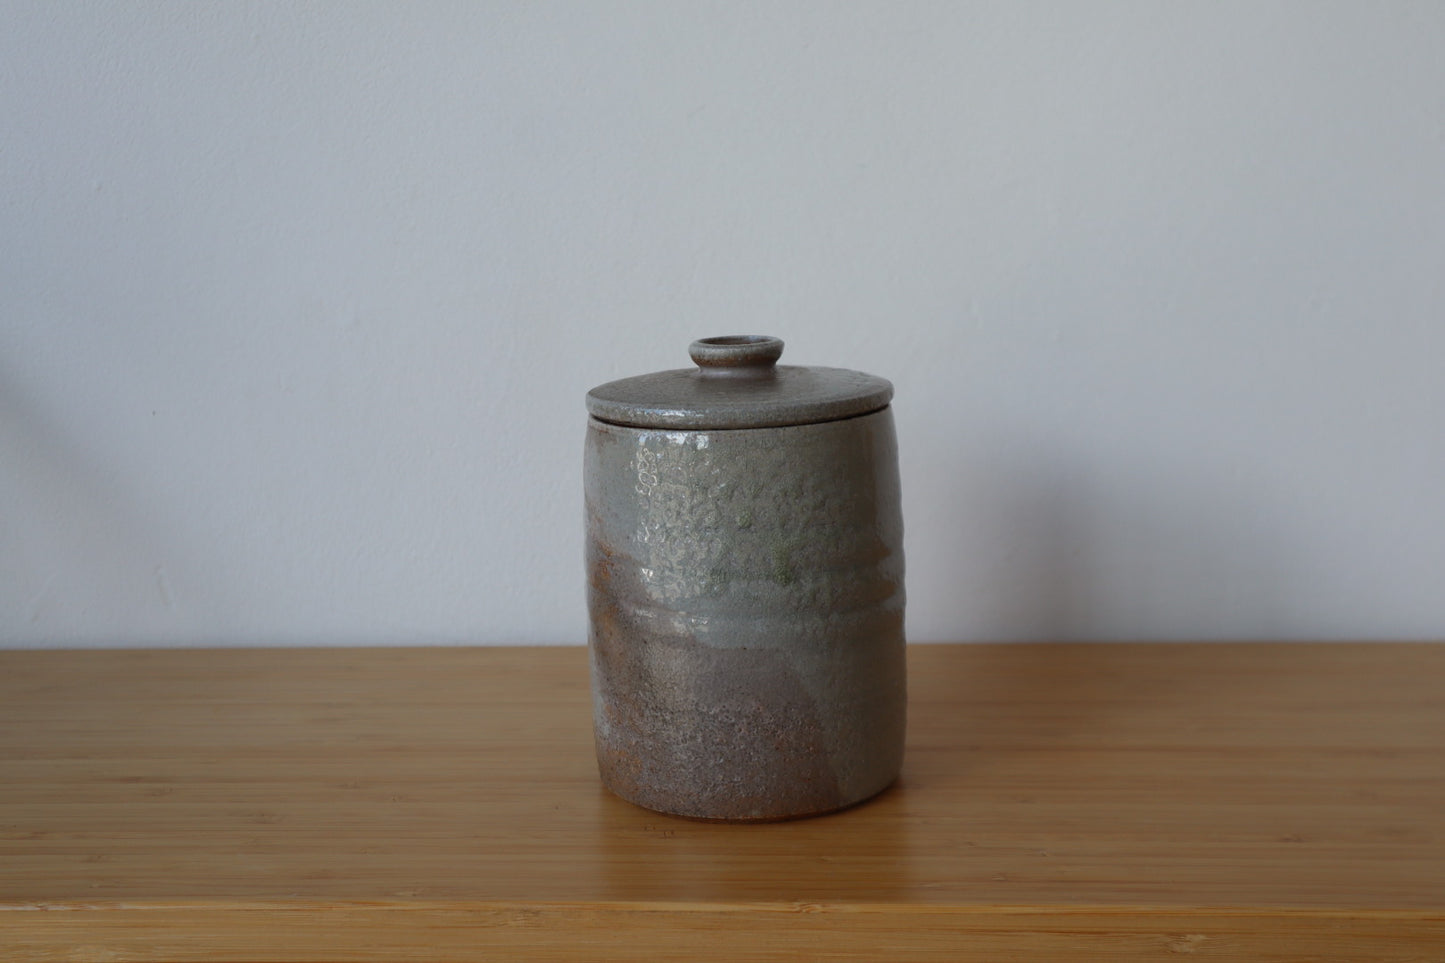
{"left": 584, "top": 337, "right": 905, "bottom": 821}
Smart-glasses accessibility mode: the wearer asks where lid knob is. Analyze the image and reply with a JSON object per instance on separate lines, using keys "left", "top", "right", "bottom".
{"left": 688, "top": 335, "right": 784, "bottom": 373}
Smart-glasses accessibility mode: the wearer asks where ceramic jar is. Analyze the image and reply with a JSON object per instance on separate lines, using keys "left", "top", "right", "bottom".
{"left": 584, "top": 336, "right": 905, "bottom": 821}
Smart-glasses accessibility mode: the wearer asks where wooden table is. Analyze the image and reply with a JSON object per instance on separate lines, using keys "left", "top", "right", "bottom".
{"left": 2, "top": 643, "right": 1442, "bottom": 960}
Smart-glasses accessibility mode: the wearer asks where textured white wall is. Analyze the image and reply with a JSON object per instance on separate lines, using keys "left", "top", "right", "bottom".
{"left": 4, "top": 2, "right": 1444, "bottom": 646}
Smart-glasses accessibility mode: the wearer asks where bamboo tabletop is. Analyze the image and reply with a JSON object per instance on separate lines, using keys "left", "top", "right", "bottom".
{"left": 2, "top": 643, "right": 1442, "bottom": 961}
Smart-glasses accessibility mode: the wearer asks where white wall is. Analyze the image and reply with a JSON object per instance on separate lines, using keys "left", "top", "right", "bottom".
{"left": 4, "top": 2, "right": 1444, "bottom": 646}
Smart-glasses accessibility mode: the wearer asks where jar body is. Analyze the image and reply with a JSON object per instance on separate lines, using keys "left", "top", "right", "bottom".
{"left": 584, "top": 408, "right": 905, "bottom": 821}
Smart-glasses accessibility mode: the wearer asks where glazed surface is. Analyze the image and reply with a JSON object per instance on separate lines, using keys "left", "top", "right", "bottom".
{"left": 584, "top": 408, "right": 906, "bottom": 820}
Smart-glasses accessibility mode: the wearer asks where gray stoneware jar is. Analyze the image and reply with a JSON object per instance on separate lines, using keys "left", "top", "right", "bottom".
{"left": 584, "top": 335, "right": 905, "bottom": 821}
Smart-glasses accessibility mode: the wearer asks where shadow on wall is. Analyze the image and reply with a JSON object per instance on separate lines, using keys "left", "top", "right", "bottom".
{"left": 941, "top": 444, "right": 1291, "bottom": 643}
{"left": 910, "top": 442, "right": 1301, "bottom": 786}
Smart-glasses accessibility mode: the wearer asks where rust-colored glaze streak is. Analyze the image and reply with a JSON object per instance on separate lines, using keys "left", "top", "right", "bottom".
{"left": 589, "top": 540, "right": 841, "bottom": 819}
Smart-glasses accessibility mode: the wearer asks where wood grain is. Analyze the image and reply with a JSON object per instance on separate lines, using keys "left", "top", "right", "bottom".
{"left": 2, "top": 643, "right": 1442, "bottom": 960}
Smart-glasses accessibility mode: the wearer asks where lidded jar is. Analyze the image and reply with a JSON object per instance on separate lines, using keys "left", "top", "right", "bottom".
{"left": 584, "top": 336, "right": 905, "bottom": 821}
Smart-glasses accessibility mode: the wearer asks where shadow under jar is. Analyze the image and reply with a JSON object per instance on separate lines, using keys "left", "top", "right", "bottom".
{"left": 584, "top": 336, "right": 905, "bottom": 821}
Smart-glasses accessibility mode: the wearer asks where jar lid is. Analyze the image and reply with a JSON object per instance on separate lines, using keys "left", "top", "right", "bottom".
{"left": 586, "top": 335, "right": 893, "bottom": 430}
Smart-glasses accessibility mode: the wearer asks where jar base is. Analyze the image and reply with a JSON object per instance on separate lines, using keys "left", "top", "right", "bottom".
{"left": 600, "top": 774, "right": 901, "bottom": 823}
